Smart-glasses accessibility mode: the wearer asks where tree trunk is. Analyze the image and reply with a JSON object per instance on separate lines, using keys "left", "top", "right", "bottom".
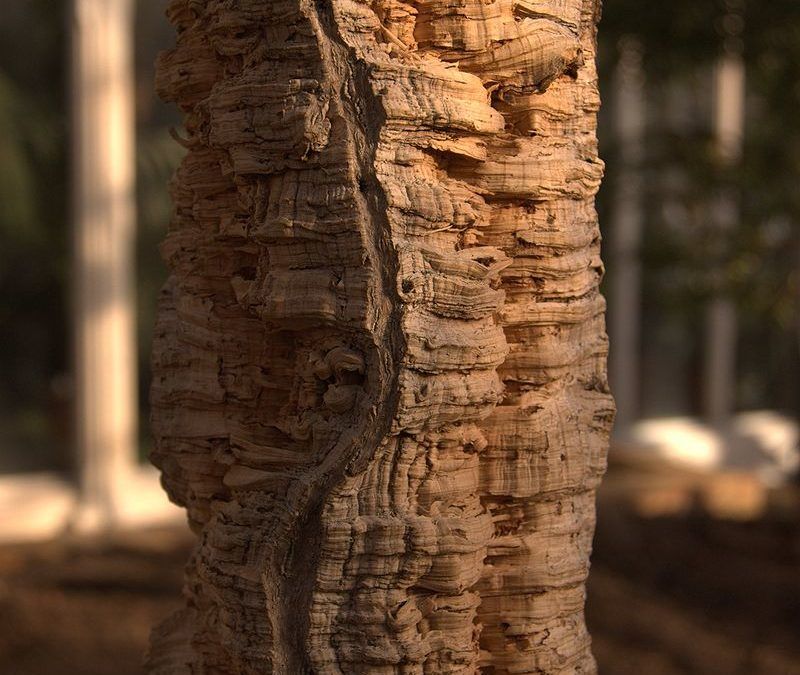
{"left": 148, "top": 1, "right": 613, "bottom": 673}
{"left": 71, "top": 0, "right": 137, "bottom": 530}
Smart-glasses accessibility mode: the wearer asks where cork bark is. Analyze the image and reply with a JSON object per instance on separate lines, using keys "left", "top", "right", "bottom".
{"left": 148, "top": 1, "right": 613, "bottom": 673}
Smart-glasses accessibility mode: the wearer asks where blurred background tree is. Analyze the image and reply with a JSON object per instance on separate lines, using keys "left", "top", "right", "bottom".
{"left": 599, "top": 0, "right": 800, "bottom": 420}
{"left": 0, "top": 1, "right": 181, "bottom": 472}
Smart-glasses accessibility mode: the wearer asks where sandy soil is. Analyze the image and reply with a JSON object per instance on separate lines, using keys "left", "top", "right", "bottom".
{"left": 0, "top": 479, "right": 798, "bottom": 675}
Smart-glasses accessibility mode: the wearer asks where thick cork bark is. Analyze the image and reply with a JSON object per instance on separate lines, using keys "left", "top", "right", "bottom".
{"left": 147, "top": 1, "right": 613, "bottom": 673}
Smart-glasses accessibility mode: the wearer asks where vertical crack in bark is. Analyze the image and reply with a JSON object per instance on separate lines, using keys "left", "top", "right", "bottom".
{"left": 305, "top": 0, "right": 403, "bottom": 476}
{"left": 272, "top": 1, "right": 405, "bottom": 671}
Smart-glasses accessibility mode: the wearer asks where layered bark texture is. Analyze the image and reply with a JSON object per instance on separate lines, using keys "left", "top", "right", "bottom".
{"left": 148, "top": 0, "right": 613, "bottom": 673}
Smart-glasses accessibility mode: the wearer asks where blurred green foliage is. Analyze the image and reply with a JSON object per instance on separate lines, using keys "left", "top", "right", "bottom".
{"left": 599, "top": 0, "right": 800, "bottom": 415}
{"left": 0, "top": 2, "right": 70, "bottom": 470}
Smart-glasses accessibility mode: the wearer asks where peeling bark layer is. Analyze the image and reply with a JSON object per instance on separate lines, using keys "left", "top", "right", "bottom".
{"left": 148, "top": 1, "right": 613, "bottom": 673}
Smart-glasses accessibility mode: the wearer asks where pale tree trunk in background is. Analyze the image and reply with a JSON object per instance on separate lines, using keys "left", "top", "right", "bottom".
{"left": 148, "top": 1, "right": 613, "bottom": 673}
{"left": 704, "top": 3, "right": 745, "bottom": 429}
{"left": 71, "top": 0, "right": 137, "bottom": 529}
{"left": 609, "top": 38, "right": 644, "bottom": 434}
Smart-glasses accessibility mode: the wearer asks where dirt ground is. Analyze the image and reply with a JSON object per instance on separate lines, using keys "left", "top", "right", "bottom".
{"left": 0, "top": 475, "right": 798, "bottom": 675}
{"left": 588, "top": 486, "right": 800, "bottom": 675}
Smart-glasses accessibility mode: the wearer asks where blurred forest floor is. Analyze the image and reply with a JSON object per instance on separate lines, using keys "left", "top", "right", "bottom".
{"left": 0, "top": 468, "right": 798, "bottom": 675}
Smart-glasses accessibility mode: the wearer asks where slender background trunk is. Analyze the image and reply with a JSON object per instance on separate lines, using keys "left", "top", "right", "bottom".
{"left": 148, "top": 1, "right": 612, "bottom": 673}
{"left": 609, "top": 37, "right": 644, "bottom": 434}
{"left": 71, "top": 0, "right": 137, "bottom": 529}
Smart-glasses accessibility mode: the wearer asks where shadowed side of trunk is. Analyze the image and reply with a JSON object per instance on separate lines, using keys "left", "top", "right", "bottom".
{"left": 147, "top": 1, "right": 612, "bottom": 673}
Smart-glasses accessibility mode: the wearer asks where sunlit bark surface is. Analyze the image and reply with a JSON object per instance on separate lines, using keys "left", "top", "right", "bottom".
{"left": 148, "top": 1, "right": 613, "bottom": 673}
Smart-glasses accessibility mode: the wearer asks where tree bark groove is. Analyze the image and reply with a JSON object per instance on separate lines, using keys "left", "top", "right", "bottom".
{"left": 148, "top": 1, "right": 613, "bottom": 673}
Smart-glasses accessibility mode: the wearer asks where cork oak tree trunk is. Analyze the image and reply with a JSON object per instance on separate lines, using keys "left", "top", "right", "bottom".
{"left": 148, "top": 1, "right": 614, "bottom": 673}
